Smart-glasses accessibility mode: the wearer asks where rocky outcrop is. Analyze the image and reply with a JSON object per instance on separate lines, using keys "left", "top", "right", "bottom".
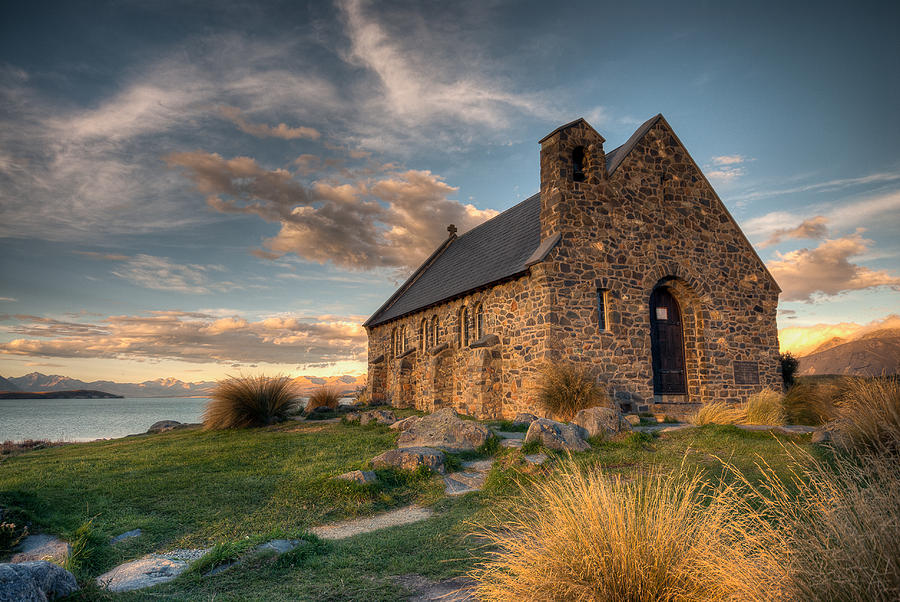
{"left": 0, "top": 561, "right": 79, "bottom": 601}
{"left": 396, "top": 408, "right": 489, "bottom": 452}
{"left": 512, "top": 412, "right": 539, "bottom": 427}
{"left": 334, "top": 470, "right": 379, "bottom": 485}
{"left": 147, "top": 420, "right": 184, "bottom": 434}
{"left": 572, "top": 407, "right": 630, "bottom": 438}
{"left": 10, "top": 535, "right": 70, "bottom": 564}
{"left": 524, "top": 418, "right": 591, "bottom": 452}
{"left": 371, "top": 447, "right": 446, "bottom": 473}
{"left": 389, "top": 416, "right": 421, "bottom": 431}
{"left": 360, "top": 410, "right": 397, "bottom": 426}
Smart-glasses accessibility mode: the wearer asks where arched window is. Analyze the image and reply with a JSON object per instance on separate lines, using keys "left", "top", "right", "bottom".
{"left": 572, "top": 146, "right": 586, "bottom": 182}
{"left": 474, "top": 303, "right": 484, "bottom": 340}
{"left": 390, "top": 327, "right": 397, "bottom": 357}
{"left": 399, "top": 326, "right": 407, "bottom": 354}
{"left": 459, "top": 306, "right": 469, "bottom": 347}
{"left": 431, "top": 315, "right": 439, "bottom": 347}
{"left": 420, "top": 318, "right": 428, "bottom": 352}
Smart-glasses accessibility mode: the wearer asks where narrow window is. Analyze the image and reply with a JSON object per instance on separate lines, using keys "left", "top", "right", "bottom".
{"left": 420, "top": 319, "right": 428, "bottom": 352}
{"left": 431, "top": 316, "right": 439, "bottom": 346}
{"left": 572, "top": 146, "right": 586, "bottom": 182}
{"left": 597, "top": 288, "right": 609, "bottom": 331}
{"left": 459, "top": 306, "right": 468, "bottom": 347}
{"left": 391, "top": 327, "right": 397, "bottom": 357}
{"left": 474, "top": 303, "right": 484, "bottom": 340}
{"left": 400, "top": 326, "right": 407, "bottom": 353}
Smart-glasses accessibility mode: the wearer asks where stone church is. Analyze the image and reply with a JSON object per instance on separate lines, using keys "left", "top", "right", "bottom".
{"left": 363, "top": 114, "right": 781, "bottom": 420}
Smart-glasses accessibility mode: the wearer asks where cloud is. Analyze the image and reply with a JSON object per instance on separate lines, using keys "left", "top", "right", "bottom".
{"left": 75, "top": 251, "right": 130, "bottom": 261}
{"left": 767, "top": 231, "right": 900, "bottom": 301}
{"left": 110, "top": 255, "right": 231, "bottom": 294}
{"left": 711, "top": 155, "right": 746, "bottom": 166}
{"left": 733, "top": 172, "right": 900, "bottom": 204}
{"left": 704, "top": 155, "right": 749, "bottom": 182}
{"left": 217, "top": 105, "right": 321, "bottom": 140}
{"left": 165, "top": 150, "right": 497, "bottom": 270}
{"left": 0, "top": 310, "right": 367, "bottom": 366}
{"left": 759, "top": 215, "right": 829, "bottom": 248}
{"left": 0, "top": 297, "right": 17, "bottom": 303}
{"left": 779, "top": 313, "right": 900, "bottom": 356}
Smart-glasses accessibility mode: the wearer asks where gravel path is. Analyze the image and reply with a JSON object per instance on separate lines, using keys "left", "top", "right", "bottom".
{"left": 310, "top": 505, "right": 434, "bottom": 540}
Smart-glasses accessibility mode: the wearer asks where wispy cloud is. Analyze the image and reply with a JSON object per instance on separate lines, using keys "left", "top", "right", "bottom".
{"left": 0, "top": 297, "right": 18, "bottom": 303}
{"left": 705, "top": 154, "right": 749, "bottom": 182}
{"left": 767, "top": 230, "right": 900, "bottom": 302}
{"left": 110, "top": 255, "right": 231, "bottom": 294}
{"left": 0, "top": 310, "right": 367, "bottom": 366}
{"left": 733, "top": 172, "right": 900, "bottom": 203}
{"left": 217, "top": 105, "right": 321, "bottom": 140}
{"left": 759, "top": 215, "right": 829, "bottom": 248}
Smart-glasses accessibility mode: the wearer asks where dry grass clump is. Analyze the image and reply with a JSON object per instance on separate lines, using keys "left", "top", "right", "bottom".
{"left": 744, "top": 389, "right": 786, "bottom": 425}
{"left": 305, "top": 386, "right": 341, "bottom": 413}
{"left": 830, "top": 377, "right": 900, "bottom": 454}
{"left": 688, "top": 401, "right": 744, "bottom": 426}
{"left": 783, "top": 381, "right": 840, "bottom": 426}
{"left": 470, "top": 461, "right": 783, "bottom": 601}
{"left": 203, "top": 375, "right": 300, "bottom": 430}
{"left": 535, "top": 363, "right": 610, "bottom": 421}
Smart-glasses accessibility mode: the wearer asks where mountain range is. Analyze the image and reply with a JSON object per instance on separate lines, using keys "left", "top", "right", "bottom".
{"left": 798, "top": 328, "right": 900, "bottom": 377}
{"left": 0, "top": 372, "right": 366, "bottom": 398}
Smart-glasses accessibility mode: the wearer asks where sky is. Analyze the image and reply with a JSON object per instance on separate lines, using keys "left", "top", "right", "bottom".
{"left": 1, "top": 0, "right": 898, "bottom": 383}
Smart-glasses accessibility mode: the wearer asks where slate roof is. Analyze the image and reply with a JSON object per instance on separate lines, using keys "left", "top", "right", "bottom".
{"left": 363, "top": 114, "right": 663, "bottom": 328}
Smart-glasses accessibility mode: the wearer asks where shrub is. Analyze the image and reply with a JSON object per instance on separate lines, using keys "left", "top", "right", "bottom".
{"left": 688, "top": 401, "right": 744, "bottom": 426}
{"left": 535, "top": 363, "right": 609, "bottom": 421}
{"left": 744, "top": 389, "right": 786, "bottom": 425}
{"left": 783, "top": 381, "right": 840, "bottom": 426}
{"left": 470, "top": 461, "right": 782, "bottom": 601}
{"left": 0, "top": 521, "right": 27, "bottom": 555}
{"left": 305, "top": 386, "right": 341, "bottom": 413}
{"left": 779, "top": 351, "right": 799, "bottom": 389}
{"left": 203, "top": 375, "right": 301, "bottom": 430}
{"left": 831, "top": 377, "right": 900, "bottom": 454}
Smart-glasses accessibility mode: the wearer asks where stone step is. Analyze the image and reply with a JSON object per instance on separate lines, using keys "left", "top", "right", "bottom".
{"left": 311, "top": 505, "right": 434, "bottom": 540}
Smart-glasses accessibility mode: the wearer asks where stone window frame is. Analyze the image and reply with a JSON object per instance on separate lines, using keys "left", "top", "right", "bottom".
{"left": 597, "top": 287, "right": 610, "bottom": 331}
{"left": 458, "top": 305, "right": 469, "bottom": 347}
{"left": 431, "top": 315, "right": 439, "bottom": 347}
{"left": 474, "top": 302, "right": 485, "bottom": 340}
{"left": 572, "top": 145, "right": 586, "bottom": 182}
{"left": 390, "top": 327, "right": 397, "bottom": 358}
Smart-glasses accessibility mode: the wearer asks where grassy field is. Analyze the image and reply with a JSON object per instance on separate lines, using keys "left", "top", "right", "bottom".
{"left": 0, "top": 417, "right": 819, "bottom": 600}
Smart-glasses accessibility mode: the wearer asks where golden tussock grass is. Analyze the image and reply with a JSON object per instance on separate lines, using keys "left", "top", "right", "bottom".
{"left": 744, "top": 389, "right": 787, "bottom": 425}
{"left": 688, "top": 401, "right": 744, "bottom": 426}
{"left": 305, "top": 386, "right": 341, "bottom": 413}
{"left": 203, "top": 375, "right": 300, "bottom": 430}
{"left": 782, "top": 381, "right": 840, "bottom": 426}
{"left": 831, "top": 376, "right": 900, "bottom": 454}
{"left": 535, "top": 363, "right": 610, "bottom": 421}
{"left": 470, "top": 460, "right": 787, "bottom": 601}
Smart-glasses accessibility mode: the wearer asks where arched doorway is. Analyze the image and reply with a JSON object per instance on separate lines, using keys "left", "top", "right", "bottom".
{"left": 650, "top": 287, "right": 687, "bottom": 395}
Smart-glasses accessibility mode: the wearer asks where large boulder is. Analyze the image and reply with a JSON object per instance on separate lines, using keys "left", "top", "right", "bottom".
{"left": 371, "top": 447, "right": 446, "bottom": 474}
{"left": 396, "top": 408, "right": 489, "bottom": 452}
{"left": 573, "top": 407, "right": 630, "bottom": 438}
{"left": 525, "top": 418, "right": 591, "bottom": 452}
{"left": 359, "top": 410, "right": 397, "bottom": 426}
{"left": 0, "top": 561, "right": 79, "bottom": 601}
{"left": 512, "top": 412, "right": 539, "bottom": 427}
{"left": 334, "top": 470, "right": 379, "bottom": 485}
{"left": 389, "top": 416, "right": 421, "bottom": 431}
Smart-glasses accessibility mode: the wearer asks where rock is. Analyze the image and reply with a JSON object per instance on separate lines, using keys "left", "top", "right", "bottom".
{"left": 334, "top": 470, "right": 379, "bottom": 485}
{"left": 360, "top": 410, "right": 397, "bottom": 426}
{"left": 812, "top": 429, "right": 832, "bottom": 443}
{"left": 256, "top": 539, "right": 303, "bottom": 554}
{"left": 492, "top": 430, "right": 525, "bottom": 440}
{"left": 500, "top": 438, "right": 523, "bottom": 449}
{"left": 523, "top": 453, "right": 548, "bottom": 465}
{"left": 0, "top": 561, "right": 79, "bottom": 601}
{"left": 371, "top": 447, "right": 446, "bottom": 474}
{"left": 396, "top": 408, "right": 489, "bottom": 452}
{"left": 389, "top": 416, "right": 421, "bottom": 431}
{"left": 110, "top": 529, "right": 142, "bottom": 545}
{"left": 96, "top": 554, "right": 188, "bottom": 593}
{"left": 147, "top": 420, "right": 183, "bottom": 434}
{"left": 443, "top": 472, "right": 487, "bottom": 496}
{"left": 344, "top": 412, "right": 361, "bottom": 422}
{"left": 573, "top": 406, "right": 629, "bottom": 438}
{"left": 624, "top": 414, "right": 641, "bottom": 426}
{"left": 512, "top": 412, "right": 539, "bottom": 427}
{"left": 524, "top": 418, "right": 591, "bottom": 452}
{"left": 10, "top": 535, "right": 70, "bottom": 564}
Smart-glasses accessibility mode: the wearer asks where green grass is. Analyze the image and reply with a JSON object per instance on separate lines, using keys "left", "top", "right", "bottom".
{"left": 0, "top": 418, "right": 818, "bottom": 600}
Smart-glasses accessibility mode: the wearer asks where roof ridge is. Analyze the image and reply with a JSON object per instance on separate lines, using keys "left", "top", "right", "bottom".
{"left": 606, "top": 113, "right": 664, "bottom": 174}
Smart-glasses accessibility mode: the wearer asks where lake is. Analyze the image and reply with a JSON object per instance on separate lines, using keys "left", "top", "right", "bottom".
{"left": 0, "top": 397, "right": 211, "bottom": 442}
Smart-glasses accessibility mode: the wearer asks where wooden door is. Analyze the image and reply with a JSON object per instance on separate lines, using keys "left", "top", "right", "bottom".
{"left": 650, "top": 288, "right": 687, "bottom": 395}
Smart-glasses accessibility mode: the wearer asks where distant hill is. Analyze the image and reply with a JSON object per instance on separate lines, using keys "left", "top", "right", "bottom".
{"left": 798, "top": 328, "right": 900, "bottom": 377}
{"left": 0, "top": 389, "right": 123, "bottom": 400}
{"left": 0, "top": 375, "right": 20, "bottom": 391}
{"left": 2, "top": 372, "right": 367, "bottom": 398}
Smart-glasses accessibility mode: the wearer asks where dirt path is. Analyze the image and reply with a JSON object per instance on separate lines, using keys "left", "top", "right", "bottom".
{"left": 310, "top": 505, "right": 434, "bottom": 540}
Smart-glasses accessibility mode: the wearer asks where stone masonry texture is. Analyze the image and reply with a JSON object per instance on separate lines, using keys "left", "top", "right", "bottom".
{"left": 365, "top": 116, "right": 781, "bottom": 420}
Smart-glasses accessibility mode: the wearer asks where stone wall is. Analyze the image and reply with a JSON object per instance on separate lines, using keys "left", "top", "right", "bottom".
{"left": 366, "top": 117, "right": 781, "bottom": 420}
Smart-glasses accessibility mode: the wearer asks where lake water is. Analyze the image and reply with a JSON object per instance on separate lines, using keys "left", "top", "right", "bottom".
{"left": 0, "top": 397, "right": 211, "bottom": 442}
